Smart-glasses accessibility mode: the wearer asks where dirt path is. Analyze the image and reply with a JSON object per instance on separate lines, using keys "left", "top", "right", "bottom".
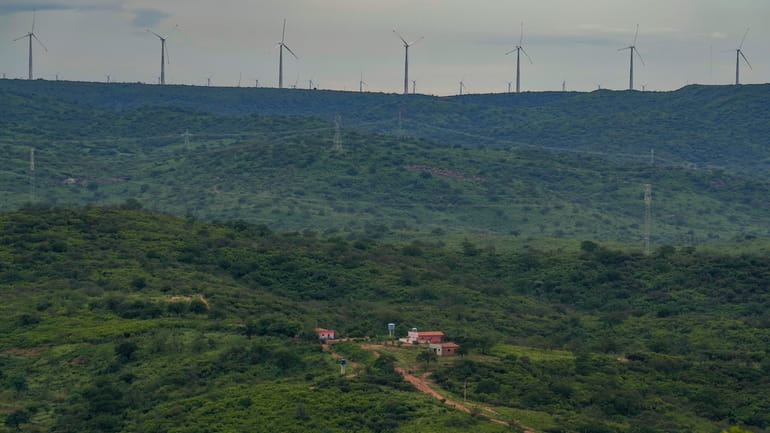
{"left": 324, "top": 343, "right": 363, "bottom": 377}
{"left": 396, "top": 367, "right": 535, "bottom": 431}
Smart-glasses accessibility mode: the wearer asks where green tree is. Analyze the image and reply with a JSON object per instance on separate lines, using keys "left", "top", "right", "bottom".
{"left": 243, "top": 320, "right": 258, "bottom": 339}
{"left": 4, "top": 409, "right": 30, "bottom": 430}
{"left": 417, "top": 349, "right": 438, "bottom": 368}
{"left": 115, "top": 341, "right": 138, "bottom": 362}
{"left": 9, "top": 375, "right": 28, "bottom": 393}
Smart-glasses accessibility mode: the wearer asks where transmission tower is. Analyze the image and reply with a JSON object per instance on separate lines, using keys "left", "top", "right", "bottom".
{"left": 332, "top": 115, "right": 343, "bottom": 152}
{"left": 644, "top": 184, "right": 652, "bottom": 255}
{"left": 181, "top": 130, "right": 192, "bottom": 151}
{"left": 30, "top": 147, "right": 35, "bottom": 202}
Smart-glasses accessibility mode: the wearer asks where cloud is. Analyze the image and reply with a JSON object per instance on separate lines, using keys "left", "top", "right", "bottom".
{"left": 130, "top": 8, "right": 170, "bottom": 28}
{"left": 0, "top": 0, "right": 123, "bottom": 15}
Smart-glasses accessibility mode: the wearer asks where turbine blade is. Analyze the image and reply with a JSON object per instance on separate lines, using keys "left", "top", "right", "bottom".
{"left": 393, "top": 30, "right": 408, "bottom": 45}
{"left": 633, "top": 24, "right": 639, "bottom": 46}
{"left": 521, "top": 47, "right": 533, "bottom": 64}
{"left": 33, "top": 33, "right": 48, "bottom": 52}
{"left": 519, "top": 22, "right": 524, "bottom": 46}
{"left": 409, "top": 36, "right": 424, "bottom": 46}
{"left": 284, "top": 44, "right": 298, "bottom": 59}
{"left": 740, "top": 51, "right": 753, "bottom": 70}
{"left": 146, "top": 29, "right": 163, "bottom": 39}
{"left": 13, "top": 33, "right": 29, "bottom": 42}
{"left": 739, "top": 27, "right": 750, "bottom": 50}
{"left": 618, "top": 46, "right": 631, "bottom": 51}
{"left": 282, "top": 18, "right": 286, "bottom": 43}
{"left": 165, "top": 42, "right": 171, "bottom": 64}
{"left": 635, "top": 47, "right": 645, "bottom": 66}
{"left": 505, "top": 48, "right": 517, "bottom": 55}
{"left": 32, "top": 9, "right": 36, "bottom": 33}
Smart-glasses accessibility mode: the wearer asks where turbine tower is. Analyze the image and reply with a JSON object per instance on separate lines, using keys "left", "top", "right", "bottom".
{"left": 359, "top": 73, "right": 367, "bottom": 92}
{"left": 619, "top": 24, "right": 645, "bottom": 90}
{"left": 277, "top": 19, "right": 298, "bottom": 89}
{"left": 146, "top": 27, "right": 174, "bottom": 85}
{"left": 459, "top": 79, "right": 467, "bottom": 96}
{"left": 13, "top": 10, "right": 47, "bottom": 80}
{"left": 505, "top": 22, "right": 532, "bottom": 93}
{"left": 394, "top": 30, "right": 423, "bottom": 95}
{"left": 734, "top": 28, "right": 752, "bottom": 85}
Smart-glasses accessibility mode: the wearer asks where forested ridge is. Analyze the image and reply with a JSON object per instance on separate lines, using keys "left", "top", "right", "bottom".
{"left": 2, "top": 85, "right": 770, "bottom": 247}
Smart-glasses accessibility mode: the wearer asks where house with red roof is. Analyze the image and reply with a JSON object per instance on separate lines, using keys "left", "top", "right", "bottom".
{"left": 316, "top": 328, "right": 335, "bottom": 340}
{"left": 400, "top": 328, "right": 445, "bottom": 344}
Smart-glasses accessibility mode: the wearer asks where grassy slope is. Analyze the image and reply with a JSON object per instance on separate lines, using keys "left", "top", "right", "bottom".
{"left": 1, "top": 207, "right": 770, "bottom": 432}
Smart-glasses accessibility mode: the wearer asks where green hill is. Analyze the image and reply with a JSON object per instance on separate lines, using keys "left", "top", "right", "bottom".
{"left": 2, "top": 79, "right": 769, "bottom": 175}
{"left": 2, "top": 87, "right": 770, "bottom": 248}
{"left": 2, "top": 206, "right": 770, "bottom": 432}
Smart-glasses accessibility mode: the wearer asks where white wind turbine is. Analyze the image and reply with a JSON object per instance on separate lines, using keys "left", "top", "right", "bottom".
{"left": 277, "top": 19, "right": 298, "bottom": 89}
{"left": 734, "top": 28, "right": 752, "bottom": 85}
{"left": 13, "top": 10, "right": 47, "bottom": 80}
{"left": 394, "top": 30, "right": 423, "bottom": 95}
{"left": 619, "top": 24, "right": 645, "bottom": 90}
{"left": 146, "top": 26, "right": 176, "bottom": 85}
{"left": 506, "top": 22, "right": 532, "bottom": 93}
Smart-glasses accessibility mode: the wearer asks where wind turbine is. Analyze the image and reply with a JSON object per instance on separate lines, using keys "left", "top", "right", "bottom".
{"left": 619, "top": 24, "right": 645, "bottom": 90}
{"left": 146, "top": 27, "right": 175, "bottom": 85}
{"left": 411, "top": 80, "right": 416, "bottom": 94}
{"left": 734, "top": 28, "right": 752, "bottom": 85}
{"left": 206, "top": 74, "right": 213, "bottom": 86}
{"left": 506, "top": 22, "right": 532, "bottom": 93}
{"left": 394, "top": 30, "right": 423, "bottom": 95}
{"left": 277, "top": 19, "right": 298, "bottom": 89}
{"left": 459, "top": 79, "right": 467, "bottom": 96}
{"left": 13, "top": 10, "right": 47, "bottom": 80}
{"left": 359, "top": 73, "right": 367, "bottom": 92}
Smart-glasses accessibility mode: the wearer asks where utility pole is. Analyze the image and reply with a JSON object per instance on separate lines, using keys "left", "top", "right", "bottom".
{"left": 644, "top": 184, "right": 652, "bottom": 256}
{"left": 332, "top": 115, "right": 343, "bottom": 152}
{"left": 30, "top": 148, "right": 35, "bottom": 202}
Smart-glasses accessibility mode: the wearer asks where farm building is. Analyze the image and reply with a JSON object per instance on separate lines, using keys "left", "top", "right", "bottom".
{"left": 400, "top": 328, "right": 444, "bottom": 344}
{"left": 429, "top": 342, "right": 459, "bottom": 356}
{"left": 316, "top": 328, "right": 335, "bottom": 340}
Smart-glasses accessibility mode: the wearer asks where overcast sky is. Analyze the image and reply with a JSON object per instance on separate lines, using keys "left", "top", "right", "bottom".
{"left": 1, "top": 0, "right": 768, "bottom": 95}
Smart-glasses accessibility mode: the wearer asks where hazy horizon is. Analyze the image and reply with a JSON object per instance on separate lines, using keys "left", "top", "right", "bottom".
{"left": 1, "top": 0, "right": 768, "bottom": 95}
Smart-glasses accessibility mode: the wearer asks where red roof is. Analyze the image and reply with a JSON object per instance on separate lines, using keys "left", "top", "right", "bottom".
{"left": 316, "top": 328, "right": 335, "bottom": 333}
{"left": 417, "top": 331, "right": 444, "bottom": 336}
{"left": 441, "top": 342, "right": 459, "bottom": 348}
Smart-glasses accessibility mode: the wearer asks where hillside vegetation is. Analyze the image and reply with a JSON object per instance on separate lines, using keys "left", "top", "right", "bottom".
{"left": 2, "top": 86, "right": 770, "bottom": 247}
{"left": 2, "top": 80, "right": 769, "bottom": 175}
{"left": 1, "top": 206, "right": 769, "bottom": 432}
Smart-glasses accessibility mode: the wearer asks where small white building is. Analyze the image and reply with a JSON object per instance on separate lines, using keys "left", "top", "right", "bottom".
{"left": 429, "top": 342, "right": 459, "bottom": 356}
{"left": 316, "top": 328, "right": 335, "bottom": 340}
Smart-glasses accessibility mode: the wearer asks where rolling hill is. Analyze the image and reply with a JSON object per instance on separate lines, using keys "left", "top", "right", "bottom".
{"left": 2, "top": 79, "right": 769, "bottom": 175}
{"left": 1, "top": 206, "right": 769, "bottom": 432}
